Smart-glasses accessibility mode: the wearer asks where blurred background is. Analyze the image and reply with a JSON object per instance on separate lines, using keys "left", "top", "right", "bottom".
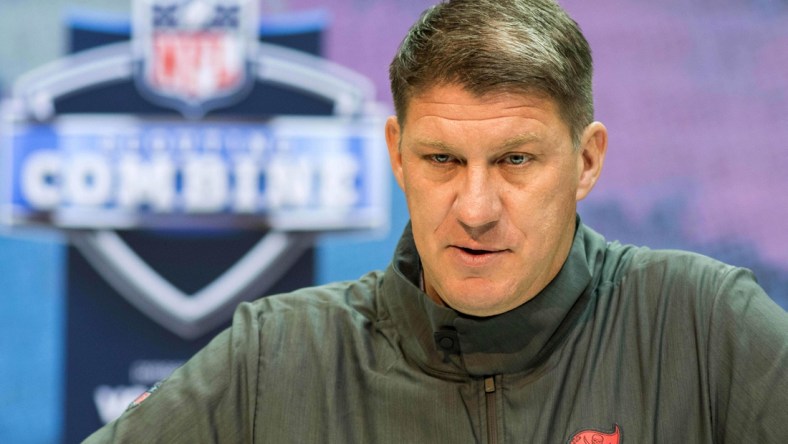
{"left": 1, "top": 0, "right": 786, "bottom": 442}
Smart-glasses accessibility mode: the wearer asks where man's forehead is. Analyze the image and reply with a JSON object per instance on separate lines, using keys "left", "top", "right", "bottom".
{"left": 401, "top": 85, "right": 561, "bottom": 128}
{"left": 400, "top": 84, "right": 563, "bottom": 126}
{"left": 410, "top": 84, "right": 553, "bottom": 108}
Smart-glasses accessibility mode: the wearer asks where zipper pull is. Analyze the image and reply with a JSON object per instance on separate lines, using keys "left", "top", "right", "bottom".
{"left": 484, "top": 376, "right": 498, "bottom": 444}
{"left": 484, "top": 376, "right": 495, "bottom": 393}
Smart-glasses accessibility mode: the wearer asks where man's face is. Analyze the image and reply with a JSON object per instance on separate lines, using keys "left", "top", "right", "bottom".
{"left": 386, "top": 84, "right": 606, "bottom": 316}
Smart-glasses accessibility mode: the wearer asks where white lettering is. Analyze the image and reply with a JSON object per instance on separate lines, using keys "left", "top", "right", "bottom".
{"left": 20, "top": 150, "right": 61, "bottom": 209}
{"left": 129, "top": 360, "right": 183, "bottom": 385}
{"left": 266, "top": 157, "right": 313, "bottom": 209}
{"left": 14, "top": 135, "right": 369, "bottom": 224}
{"left": 183, "top": 154, "right": 228, "bottom": 212}
{"left": 117, "top": 154, "right": 176, "bottom": 211}
{"left": 233, "top": 157, "right": 260, "bottom": 213}
{"left": 320, "top": 153, "right": 359, "bottom": 208}
{"left": 64, "top": 153, "right": 112, "bottom": 206}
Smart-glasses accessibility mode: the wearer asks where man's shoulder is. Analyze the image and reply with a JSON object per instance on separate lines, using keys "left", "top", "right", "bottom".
{"left": 626, "top": 246, "right": 736, "bottom": 281}
{"left": 239, "top": 269, "right": 386, "bottom": 330}
{"left": 581, "top": 224, "right": 737, "bottom": 290}
{"left": 227, "top": 269, "right": 397, "bottom": 370}
{"left": 590, "top": 240, "right": 779, "bottom": 344}
{"left": 604, "top": 241, "right": 756, "bottom": 305}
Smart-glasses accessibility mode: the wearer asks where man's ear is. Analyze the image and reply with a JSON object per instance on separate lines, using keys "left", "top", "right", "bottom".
{"left": 575, "top": 121, "right": 608, "bottom": 201}
{"left": 386, "top": 116, "right": 405, "bottom": 191}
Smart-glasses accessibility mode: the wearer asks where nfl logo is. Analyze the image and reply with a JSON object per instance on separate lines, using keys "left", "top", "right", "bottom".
{"left": 133, "top": 0, "right": 257, "bottom": 117}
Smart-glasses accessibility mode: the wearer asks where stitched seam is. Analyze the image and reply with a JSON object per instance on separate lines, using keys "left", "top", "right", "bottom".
{"left": 251, "top": 318, "right": 264, "bottom": 443}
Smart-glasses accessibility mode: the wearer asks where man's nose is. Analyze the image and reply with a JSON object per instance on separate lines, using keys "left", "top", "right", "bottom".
{"left": 453, "top": 165, "right": 501, "bottom": 234}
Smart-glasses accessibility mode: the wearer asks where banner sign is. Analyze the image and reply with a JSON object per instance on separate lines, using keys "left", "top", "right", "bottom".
{"left": 3, "top": 116, "right": 386, "bottom": 230}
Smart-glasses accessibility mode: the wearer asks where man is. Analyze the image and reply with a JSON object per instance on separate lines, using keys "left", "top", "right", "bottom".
{"left": 85, "top": 0, "right": 788, "bottom": 442}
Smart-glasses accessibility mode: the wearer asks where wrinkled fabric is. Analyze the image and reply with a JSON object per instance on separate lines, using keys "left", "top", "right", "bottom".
{"left": 84, "top": 222, "right": 788, "bottom": 443}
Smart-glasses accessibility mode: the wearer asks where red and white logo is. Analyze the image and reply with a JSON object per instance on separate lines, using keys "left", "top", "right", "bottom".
{"left": 569, "top": 424, "right": 622, "bottom": 444}
{"left": 133, "top": 0, "right": 257, "bottom": 117}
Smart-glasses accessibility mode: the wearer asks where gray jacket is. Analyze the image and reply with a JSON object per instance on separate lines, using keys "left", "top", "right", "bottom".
{"left": 85, "top": 223, "right": 788, "bottom": 443}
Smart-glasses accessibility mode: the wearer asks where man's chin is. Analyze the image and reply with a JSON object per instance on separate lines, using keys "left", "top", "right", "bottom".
{"left": 426, "top": 275, "right": 524, "bottom": 316}
{"left": 440, "top": 290, "right": 519, "bottom": 317}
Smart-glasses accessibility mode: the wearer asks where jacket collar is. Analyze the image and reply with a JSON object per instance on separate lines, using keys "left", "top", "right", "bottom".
{"left": 381, "top": 219, "right": 607, "bottom": 377}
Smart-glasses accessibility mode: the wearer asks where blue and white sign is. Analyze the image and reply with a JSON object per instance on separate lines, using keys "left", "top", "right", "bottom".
{"left": 4, "top": 116, "right": 387, "bottom": 230}
{"left": 0, "top": 0, "right": 389, "bottom": 340}
{"left": 1, "top": 1, "right": 387, "bottom": 233}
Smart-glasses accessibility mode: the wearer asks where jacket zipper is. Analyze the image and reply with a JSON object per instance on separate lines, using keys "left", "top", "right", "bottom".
{"left": 484, "top": 376, "right": 498, "bottom": 444}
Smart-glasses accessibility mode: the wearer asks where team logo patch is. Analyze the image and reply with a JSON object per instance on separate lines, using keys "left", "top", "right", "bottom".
{"left": 569, "top": 424, "right": 622, "bottom": 444}
{"left": 133, "top": 0, "right": 257, "bottom": 117}
{"left": 127, "top": 381, "right": 163, "bottom": 411}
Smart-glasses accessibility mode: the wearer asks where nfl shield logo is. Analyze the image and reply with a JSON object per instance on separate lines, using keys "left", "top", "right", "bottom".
{"left": 133, "top": 0, "right": 257, "bottom": 117}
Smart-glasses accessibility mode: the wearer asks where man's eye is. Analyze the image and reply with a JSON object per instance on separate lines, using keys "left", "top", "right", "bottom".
{"left": 502, "top": 154, "right": 529, "bottom": 165}
{"left": 429, "top": 154, "right": 453, "bottom": 164}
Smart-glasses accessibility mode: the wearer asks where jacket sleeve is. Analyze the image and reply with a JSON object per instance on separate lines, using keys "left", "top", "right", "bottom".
{"left": 707, "top": 267, "right": 788, "bottom": 443}
{"left": 82, "top": 301, "right": 262, "bottom": 443}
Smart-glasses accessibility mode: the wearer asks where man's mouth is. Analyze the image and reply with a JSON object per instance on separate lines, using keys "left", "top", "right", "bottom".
{"left": 449, "top": 245, "right": 505, "bottom": 266}
{"left": 459, "top": 247, "right": 494, "bottom": 255}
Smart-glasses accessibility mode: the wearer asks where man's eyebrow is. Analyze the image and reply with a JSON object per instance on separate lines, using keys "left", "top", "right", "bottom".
{"left": 498, "top": 133, "right": 541, "bottom": 150}
{"left": 413, "top": 138, "right": 456, "bottom": 151}
{"left": 413, "top": 133, "right": 541, "bottom": 151}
